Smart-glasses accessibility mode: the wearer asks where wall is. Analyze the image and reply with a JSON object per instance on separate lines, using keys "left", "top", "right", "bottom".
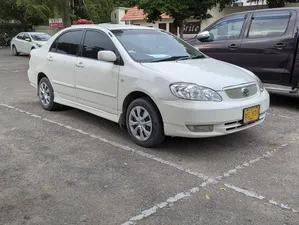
{"left": 111, "top": 7, "right": 128, "bottom": 24}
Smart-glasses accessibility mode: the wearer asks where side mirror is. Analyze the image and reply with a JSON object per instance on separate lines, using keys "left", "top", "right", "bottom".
{"left": 197, "top": 31, "right": 210, "bottom": 41}
{"left": 25, "top": 38, "right": 31, "bottom": 42}
{"left": 97, "top": 50, "right": 117, "bottom": 62}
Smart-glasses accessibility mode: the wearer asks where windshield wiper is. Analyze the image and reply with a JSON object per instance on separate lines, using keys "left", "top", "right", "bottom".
{"left": 151, "top": 54, "right": 205, "bottom": 62}
{"left": 190, "top": 54, "right": 205, "bottom": 59}
{"left": 152, "top": 56, "right": 190, "bottom": 62}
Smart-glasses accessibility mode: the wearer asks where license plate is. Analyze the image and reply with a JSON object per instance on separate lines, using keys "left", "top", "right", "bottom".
{"left": 243, "top": 105, "right": 260, "bottom": 124}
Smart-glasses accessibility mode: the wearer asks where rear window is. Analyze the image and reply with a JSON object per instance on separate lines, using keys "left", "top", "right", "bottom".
{"left": 50, "top": 30, "right": 83, "bottom": 56}
{"left": 248, "top": 11, "right": 291, "bottom": 38}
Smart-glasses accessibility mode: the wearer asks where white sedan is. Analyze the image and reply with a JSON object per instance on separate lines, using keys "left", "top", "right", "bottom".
{"left": 28, "top": 24, "right": 270, "bottom": 147}
{"left": 11, "top": 32, "right": 51, "bottom": 55}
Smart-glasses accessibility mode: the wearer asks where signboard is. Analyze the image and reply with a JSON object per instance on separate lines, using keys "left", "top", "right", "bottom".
{"left": 49, "top": 18, "right": 63, "bottom": 28}
{"left": 184, "top": 22, "right": 201, "bottom": 34}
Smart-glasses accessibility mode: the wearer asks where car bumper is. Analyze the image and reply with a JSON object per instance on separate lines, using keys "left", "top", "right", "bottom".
{"left": 156, "top": 90, "right": 270, "bottom": 138}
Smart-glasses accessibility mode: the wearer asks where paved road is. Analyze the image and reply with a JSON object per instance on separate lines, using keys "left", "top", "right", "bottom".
{"left": 0, "top": 48, "right": 298, "bottom": 225}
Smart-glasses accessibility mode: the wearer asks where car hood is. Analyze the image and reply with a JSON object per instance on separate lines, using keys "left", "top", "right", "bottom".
{"left": 141, "top": 58, "right": 256, "bottom": 90}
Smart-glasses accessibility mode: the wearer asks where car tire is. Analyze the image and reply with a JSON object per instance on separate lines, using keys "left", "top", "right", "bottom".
{"left": 126, "top": 97, "right": 165, "bottom": 147}
{"left": 38, "top": 77, "right": 59, "bottom": 111}
{"left": 12, "top": 45, "right": 19, "bottom": 56}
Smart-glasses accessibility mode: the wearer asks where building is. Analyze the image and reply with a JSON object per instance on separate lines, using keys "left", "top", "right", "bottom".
{"left": 120, "top": 7, "right": 201, "bottom": 38}
{"left": 234, "top": 0, "right": 266, "bottom": 6}
{"left": 111, "top": 7, "right": 129, "bottom": 24}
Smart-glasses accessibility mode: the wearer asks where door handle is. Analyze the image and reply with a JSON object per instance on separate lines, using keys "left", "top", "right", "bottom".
{"left": 47, "top": 56, "right": 53, "bottom": 62}
{"left": 228, "top": 44, "right": 238, "bottom": 50}
{"left": 76, "top": 62, "right": 84, "bottom": 68}
{"left": 274, "top": 43, "right": 286, "bottom": 49}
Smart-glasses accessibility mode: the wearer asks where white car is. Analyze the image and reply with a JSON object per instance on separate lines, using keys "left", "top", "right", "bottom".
{"left": 11, "top": 32, "right": 51, "bottom": 55}
{"left": 28, "top": 24, "right": 270, "bottom": 147}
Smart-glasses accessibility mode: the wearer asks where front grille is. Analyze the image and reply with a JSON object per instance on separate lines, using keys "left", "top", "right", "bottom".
{"left": 225, "top": 84, "right": 258, "bottom": 99}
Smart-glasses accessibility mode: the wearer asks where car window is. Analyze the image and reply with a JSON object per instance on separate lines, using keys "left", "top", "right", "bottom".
{"left": 17, "top": 33, "right": 24, "bottom": 40}
{"left": 54, "top": 30, "right": 83, "bottom": 56}
{"left": 112, "top": 29, "right": 204, "bottom": 63}
{"left": 207, "top": 16, "right": 245, "bottom": 41}
{"left": 248, "top": 11, "right": 290, "bottom": 38}
{"left": 82, "top": 30, "right": 115, "bottom": 60}
{"left": 23, "top": 33, "right": 30, "bottom": 40}
{"left": 50, "top": 39, "right": 58, "bottom": 52}
{"left": 31, "top": 33, "right": 51, "bottom": 41}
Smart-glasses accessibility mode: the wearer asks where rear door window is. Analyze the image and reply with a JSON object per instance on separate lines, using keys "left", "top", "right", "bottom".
{"left": 53, "top": 30, "right": 83, "bottom": 56}
{"left": 247, "top": 11, "right": 291, "bottom": 38}
{"left": 17, "top": 33, "right": 24, "bottom": 40}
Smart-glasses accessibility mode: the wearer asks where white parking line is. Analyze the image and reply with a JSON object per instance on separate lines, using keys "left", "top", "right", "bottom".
{"left": 225, "top": 184, "right": 299, "bottom": 213}
{"left": 0, "top": 103, "right": 209, "bottom": 181}
{"left": 214, "top": 135, "right": 299, "bottom": 181}
{"left": 121, "top": 180, "right": 215, "bottom": 225}
{"left": 2, "top": 103, "right": 299, "bottom": 224}
{"left": 121, "top": 136, "right": 299, "bottom": 224}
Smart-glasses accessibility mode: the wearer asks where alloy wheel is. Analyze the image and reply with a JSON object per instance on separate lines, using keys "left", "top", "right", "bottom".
{"left": 129, "top": 106, "right": 153, "bottom": 141}
{"left": 39, "top": 82, "right": 51, "bottom": 106}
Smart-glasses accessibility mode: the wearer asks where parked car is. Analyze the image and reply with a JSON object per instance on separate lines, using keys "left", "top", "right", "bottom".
{"left": 28, "top": 24, "right": 269, "bottom": 147}
{"left": 11, "top": 32, "right": 51, "bottom": 55}
{"left": 187, "top": 7, "right": 299, "bottom": 93}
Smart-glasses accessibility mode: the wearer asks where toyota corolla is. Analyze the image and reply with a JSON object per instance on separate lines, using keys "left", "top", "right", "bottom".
{"left": 28, "top": 24, "right": 270, "bottom": 147}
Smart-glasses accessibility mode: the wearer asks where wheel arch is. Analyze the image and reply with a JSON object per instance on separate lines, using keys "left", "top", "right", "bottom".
{"left": 118, "top": 91, "right": 163, "bottom": 129}
{"left": 37, "top": 72, "right": 48, "bottom": 95}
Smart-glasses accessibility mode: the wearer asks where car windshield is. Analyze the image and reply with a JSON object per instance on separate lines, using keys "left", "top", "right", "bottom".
{"left": 111, "top": 29, "right": 205, "bottom": 63}
{"left": 30, "top": 34, "right": 51, "bottom": 41}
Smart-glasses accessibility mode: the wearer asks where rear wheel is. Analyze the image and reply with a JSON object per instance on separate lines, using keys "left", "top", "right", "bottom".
{"left": 38, "top": 77, "right": 59, "bottom": 111}
{"left": 12, "top": 45, "right": 19, "bottom": 56}
{"left": 126, "top": 97, "right": 165, "bottom": 147}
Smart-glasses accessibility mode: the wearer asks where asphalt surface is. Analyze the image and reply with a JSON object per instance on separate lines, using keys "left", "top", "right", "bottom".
{"left": 0, "top": 48, "right": 298, "bottom": 225}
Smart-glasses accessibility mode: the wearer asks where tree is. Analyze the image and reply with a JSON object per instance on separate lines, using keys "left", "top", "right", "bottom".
{"left": 0, "top": 0, "right": 55, "bottom": 29}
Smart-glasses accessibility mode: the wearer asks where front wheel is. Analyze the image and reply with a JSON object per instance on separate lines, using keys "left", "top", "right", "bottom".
{"left": 38, "top": 77, "right": 59, "bottom": 111}
{"left": 126, "top": 97, "right": 165, "bottom": 148}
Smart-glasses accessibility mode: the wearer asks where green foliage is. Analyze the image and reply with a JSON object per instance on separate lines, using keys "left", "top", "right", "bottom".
{"left": 0, "top": 0, "right": 124, "bottom": 26}
{"left": 0, "top": 0, "right": 55, "bottom": 26}
{"left": 82, "top": 0, "right": 116, "bottom": 23}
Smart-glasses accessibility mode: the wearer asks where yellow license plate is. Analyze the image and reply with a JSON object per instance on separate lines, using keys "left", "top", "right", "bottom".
{"left": 243, "top": 105, "right": 260, "bottom": 124}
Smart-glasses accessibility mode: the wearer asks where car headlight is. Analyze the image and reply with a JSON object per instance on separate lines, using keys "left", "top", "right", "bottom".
{"left": 169, "top": 83, "right": 222, "bottom": 101}
{"left": 256, "top": 76, "right": 264, "bottom": 92}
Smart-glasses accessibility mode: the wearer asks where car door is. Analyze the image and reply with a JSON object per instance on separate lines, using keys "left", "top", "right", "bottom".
{"left": 196, "top": 13, "right": 247, "bottom": 65}
{"left": 238, "top": 10, "right": 295, "bottom": 84}
{"left": 46, "top": 29, "right": 84, "bottom": 103}
{"left": 74, "top": 29, "right": 119, "bottom": 115}
{"left": 23, "top": 33, "right": 33, "bottom": 54}
{"left": 14, "top": 33, "right": 25, "bottom": 52}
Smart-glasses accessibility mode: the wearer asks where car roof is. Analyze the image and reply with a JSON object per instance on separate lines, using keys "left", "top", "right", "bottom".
{"left": 27, "top": 32, "right": 48, "bottom": 35}
{"left": 228, "top": 6, "right": 299, "bottom": 16}
{"left": 70, "top": 24, "right": 154, "bottom": 31}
